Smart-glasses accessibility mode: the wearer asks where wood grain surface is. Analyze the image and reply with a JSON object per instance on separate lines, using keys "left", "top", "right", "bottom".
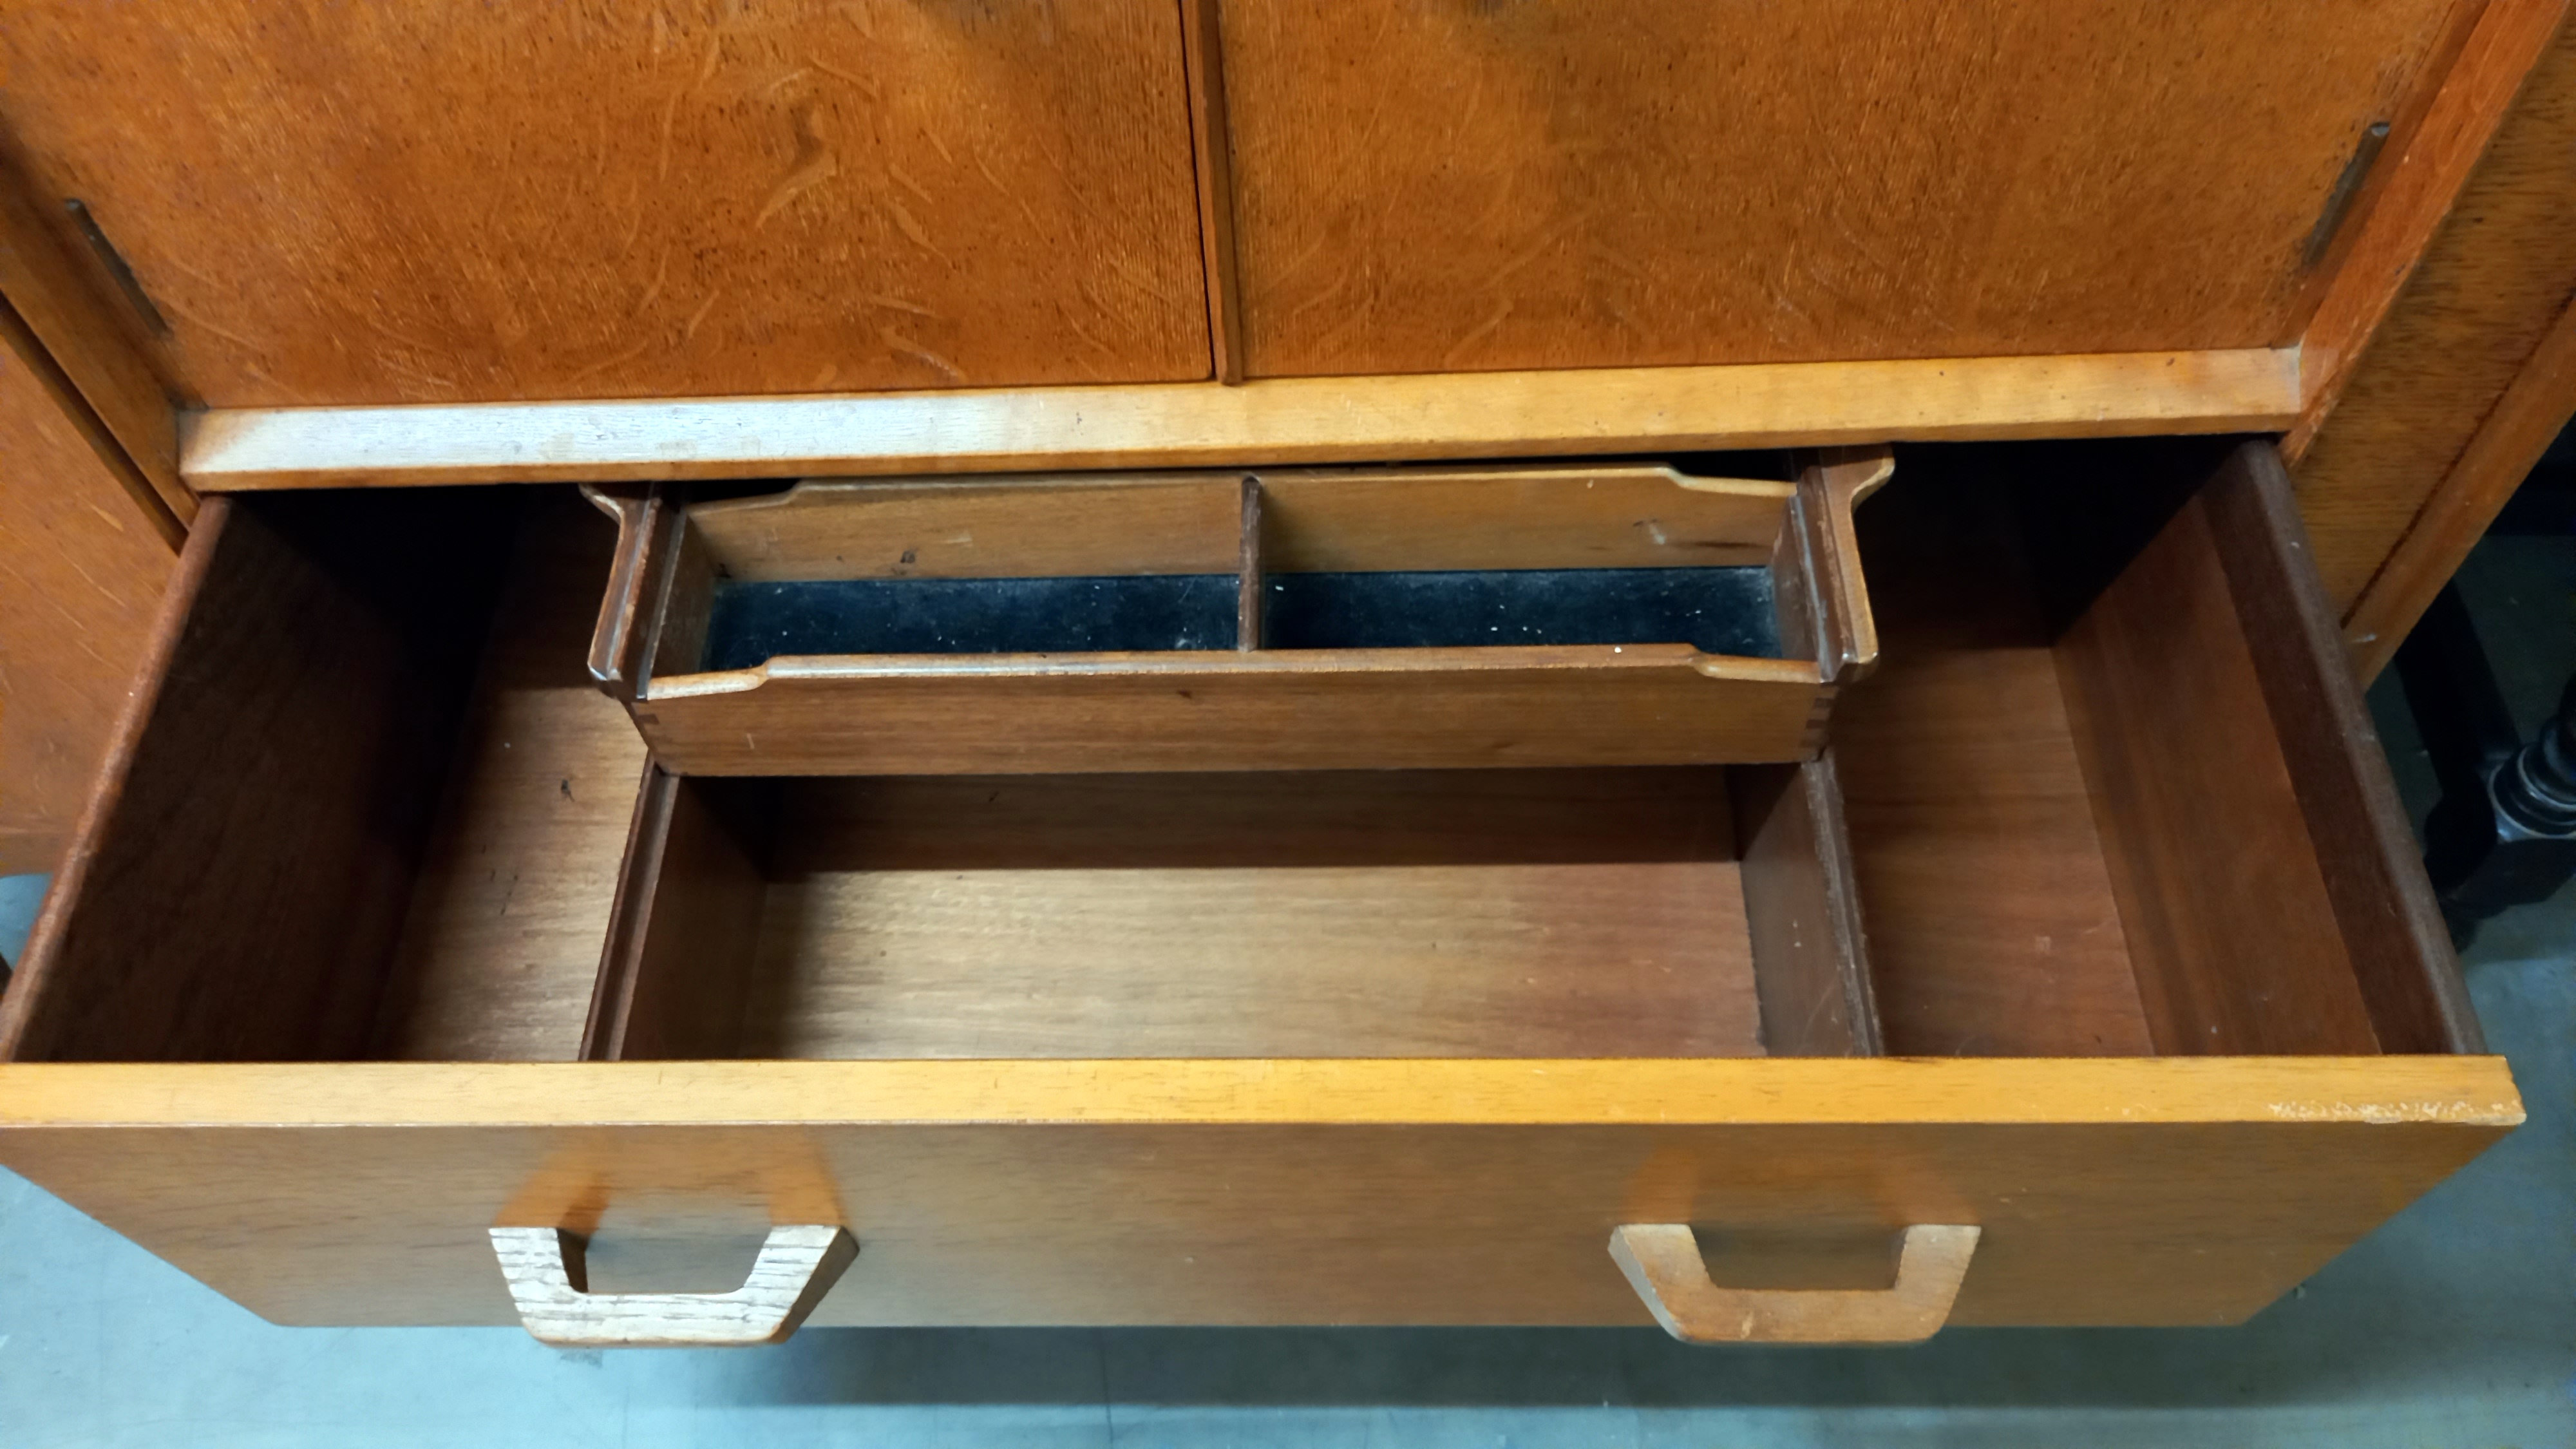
{"left": 581, "top": 485, "right": 668, "bottom": 703}
{"left": 639, "top": 523, "right": 722, "bottom": 696}
{"left": 2054, "top": 485, "right": 2386, "bottom": 1055}
{"left": 0, "top": 329, "right": 174, "bottom": 875}
{"left": 0, "top": 1056, "right": 2518, "bottom": 1328}
{"left": 688, "top": 463, "right": 1793, "bottom": 586}
{"left": 526, "top": 761, "right": 1831, "bottom": 1066}
{"left": 617, "top": 462, "right": 1828, "bottom": 777}
{"left": 692, "top": 475, "right": 1249, "bottom": 581}
{"left": 1235, "top": 473, "right": 1262, "bottom": 646}
{"left": 607, "top": 464, "right": 1837, "bottom": 777}
{"left": 1790, "top": 448, "right": 1897, "bottom": 679}
{"left": 2292, "top": 15, "right": 2576, "bottom": 647}
{"left": 1181, "top": 0, "right": 1245, "bottom": 385}
{"left": 2342, "top": 287, "right": 2576, "bottom": 677}
{"left": 1255, "top": 465, "right": 1790, "bottom": 573}
{"left": 2192, "top": 444, "right": 2482, "bottom": 1054}
{"left": 176, "top": 349, "right": 2304, "bottom": 489}
{"left": 1843, "top": 440, "right": 2479, "bottom": 1060}
{"left": 0, "top": 489, "right": 511, "bottom": 1062}
{"left": 0, "top": 146, "right": 187, "bottom": 522}
{"left": 0, "top": 460, "right": 2517, "bottom": 1333}
{"left": 0, "top": 1, "right": 1208, "bottom": 404}
{"left": 2284, "top": 0, "right": 2568, "bottom": 455}
{"left": 1733, "top": 756, "right": 1881, "bottom": 1057}
{"left": 632, "top": 647, "right": 1825, "bottom": 775}
{"left": 582, "top": 766, "right": 770, "bottom": 1064}
{"left": 1834, "top": 462, "right": 2153, "bottom": 1057}
{"left": 1217, "top": 0, "right": 2460, "bottom": 377}
{"left": 705, "top": 768, "right": 1762, "bottom": 1061}
{"left": 372, "top": 495, "right": 650, "bottom": 1063}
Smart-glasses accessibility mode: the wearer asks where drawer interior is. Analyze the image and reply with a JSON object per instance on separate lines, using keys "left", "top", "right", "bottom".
{"left": 1842, "top": 442, "right": 2478, "bottom": 1057}
{"left": 580, "top": 762, "right": 1868, "bottom": 1061}
{"left": 0, "top": 440, "right": 2476, "bottom": 1067}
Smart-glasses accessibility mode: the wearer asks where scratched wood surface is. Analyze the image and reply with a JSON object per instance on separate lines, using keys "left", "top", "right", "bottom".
{"left": 0, "top": 1, "right": 1209, "bottom": 404}
{"left": 0, "top": 145, "right": 189, "bottom": 520}
{"left": 0, "top": 334, "right": 174, "bottom": 875}
{"left": 1217, "top": 0, "right": 2463, "bottom": 377}
{"left": 2278, "top": 0, "right": 2566, "bottom": 459}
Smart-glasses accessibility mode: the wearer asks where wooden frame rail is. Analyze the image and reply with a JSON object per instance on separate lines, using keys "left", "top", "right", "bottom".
{"left": 178, "top": 350, "right": 2300, "bottom": 490}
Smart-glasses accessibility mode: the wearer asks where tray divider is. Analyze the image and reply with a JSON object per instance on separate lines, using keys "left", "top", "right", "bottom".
{"left": 1236, "top": 473, "right": 1264, "bottom": 650}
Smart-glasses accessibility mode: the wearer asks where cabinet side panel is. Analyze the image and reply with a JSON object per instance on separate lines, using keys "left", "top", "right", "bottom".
{"left": 0, "top": 332, "right": 175, "bottom": 875}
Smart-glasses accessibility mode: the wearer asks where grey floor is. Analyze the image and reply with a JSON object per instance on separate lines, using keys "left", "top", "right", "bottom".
{"left": 1, "top": 538, "right": 2570, "bottom": 1448}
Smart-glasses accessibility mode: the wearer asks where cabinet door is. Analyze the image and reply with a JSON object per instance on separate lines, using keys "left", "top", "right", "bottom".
{"left": 1215, "top": 0, "right": 2464, "bottom": 377}
{"left": 0, "top": 1, "right": 1210, "bottom": 404}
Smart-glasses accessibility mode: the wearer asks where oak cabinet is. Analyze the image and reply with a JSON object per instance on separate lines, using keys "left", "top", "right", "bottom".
{"left": 0, "top": 1, "right": 2546, "bottom": 1348}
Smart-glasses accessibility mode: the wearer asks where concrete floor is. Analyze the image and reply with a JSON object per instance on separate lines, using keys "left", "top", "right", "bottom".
{"left": 1, "top": 538, "right": 2569, "bottom": 1446}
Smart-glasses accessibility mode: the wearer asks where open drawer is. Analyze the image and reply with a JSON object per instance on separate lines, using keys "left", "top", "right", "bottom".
{"left": 583, "top": 453, "right": 1890, "bottom": 773}
{"left": 0, "top": 439, "right": 2519, "bottom": 1345}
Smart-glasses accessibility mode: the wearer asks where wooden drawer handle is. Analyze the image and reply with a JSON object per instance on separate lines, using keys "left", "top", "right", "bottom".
{"left": 490, "top": 1224, "right": 857, "bottom": 1348}
{"left": 1610, "top": 1223, "right": 1979, "bottom": 1345}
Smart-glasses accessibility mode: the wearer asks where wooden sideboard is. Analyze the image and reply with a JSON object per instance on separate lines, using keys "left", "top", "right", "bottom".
{"left": 0, "top": 1, "right": 2562, "bottom": 1343}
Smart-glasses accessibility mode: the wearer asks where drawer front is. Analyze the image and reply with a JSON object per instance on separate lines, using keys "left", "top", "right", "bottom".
{"left": 0, "top": 1057, "right": 2518, "bottom": 1329}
